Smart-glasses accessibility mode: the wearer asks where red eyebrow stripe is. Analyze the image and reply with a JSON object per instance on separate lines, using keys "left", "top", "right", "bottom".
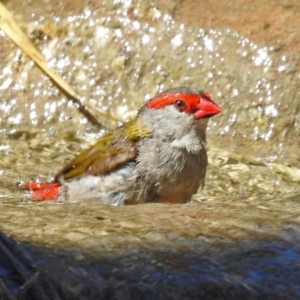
{"left": 146, "top": 93, "right": 201, "bottom": 113}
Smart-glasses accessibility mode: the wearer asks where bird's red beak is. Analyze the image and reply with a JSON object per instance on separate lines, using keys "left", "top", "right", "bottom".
{"left": 194, "top": 96, "right": 221, "bottom": 119}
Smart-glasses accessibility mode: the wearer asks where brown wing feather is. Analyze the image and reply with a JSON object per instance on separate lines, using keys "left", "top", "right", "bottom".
{"left": 54, "top": 118, "right": 150, "bottom": 181}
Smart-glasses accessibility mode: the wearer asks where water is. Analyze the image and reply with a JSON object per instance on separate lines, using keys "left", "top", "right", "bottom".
{"left": 0, "top": 0, "right": 300, "bottom": 298}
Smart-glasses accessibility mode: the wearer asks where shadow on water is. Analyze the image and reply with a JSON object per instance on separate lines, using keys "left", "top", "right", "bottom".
{"left": 1, "top": 231, "right": 300, "bottom": 300}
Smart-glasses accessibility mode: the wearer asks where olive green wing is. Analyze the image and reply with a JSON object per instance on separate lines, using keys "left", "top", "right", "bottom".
{"left": 55, "top": 118, "right": 150, "bottom": 181}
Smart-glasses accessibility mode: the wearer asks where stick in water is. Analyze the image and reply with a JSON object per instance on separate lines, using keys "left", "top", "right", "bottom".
{"left": 0, "top": 2, "right": 118, "bottom": 129}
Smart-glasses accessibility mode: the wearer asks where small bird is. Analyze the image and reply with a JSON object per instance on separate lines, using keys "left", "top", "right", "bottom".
{"left": 24, "top": 87, "right": 221, "bottom": 205}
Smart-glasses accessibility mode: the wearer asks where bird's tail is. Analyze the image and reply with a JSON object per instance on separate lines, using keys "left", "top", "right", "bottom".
{"left": 23, "top": 182, "right": 61, "bottom": 200}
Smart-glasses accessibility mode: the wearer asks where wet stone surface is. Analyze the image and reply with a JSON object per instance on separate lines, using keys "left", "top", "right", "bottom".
{"left": 0, "top": 0, "right": 300, "bottom": 298}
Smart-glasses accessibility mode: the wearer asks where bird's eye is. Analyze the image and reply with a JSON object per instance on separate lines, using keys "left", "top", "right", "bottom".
{"left": 173, "top": 99, "right": 187, "bottom": 112}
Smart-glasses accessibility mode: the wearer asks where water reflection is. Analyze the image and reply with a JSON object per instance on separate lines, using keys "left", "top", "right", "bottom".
{"left": 0, "top": 0, "right": 299, "bottom": 270}
{"left": 0, "top": 0, "right": 298, "bottom": 148}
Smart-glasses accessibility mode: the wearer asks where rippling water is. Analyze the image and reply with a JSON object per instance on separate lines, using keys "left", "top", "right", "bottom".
{"left": 0, "top": 0, "right": 300, "bottom": 297}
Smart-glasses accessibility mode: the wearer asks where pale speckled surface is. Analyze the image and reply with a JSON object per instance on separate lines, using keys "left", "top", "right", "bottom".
{"left": 0, "top": 0, "right": 300, "bottom": 298}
